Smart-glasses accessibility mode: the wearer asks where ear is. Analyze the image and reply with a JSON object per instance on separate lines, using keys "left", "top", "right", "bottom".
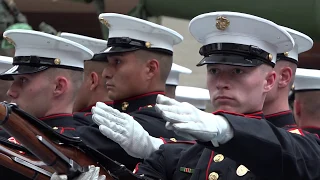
{"left": 263, "top": 70, "right": 276, "bottom": 92}
{"left": 278, "top": 67, "right": 292, "bottom": 88}
{"left": 145, "top": 59, "right": 159, "bottom": 80}
{"left": 293, "top": 99, "right": 301, "bottom": 125}
{"left": 53, "top": 76, "right": 68, "bottom": 97}
{"left": 89, "top": 72, "right": 99, "bottom": 91}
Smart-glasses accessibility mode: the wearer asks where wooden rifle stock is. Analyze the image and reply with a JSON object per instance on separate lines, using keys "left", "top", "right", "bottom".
{"left": 0, "top": 143, "right": 52, "bottom": 179}
{"left": 0, "top": 103, "right": 113, "bottom": 179}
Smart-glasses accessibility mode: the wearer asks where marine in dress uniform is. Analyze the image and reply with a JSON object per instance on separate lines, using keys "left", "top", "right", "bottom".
{"left": 264, "top": 26, "right": 313, "bottom": 128}
{"left": 76, "top": 13, "right": 185, "bottom": 170}
{"left": 59, "top": 33, "right": 114, "bottom": 128}
{"left": 0, "top": 29, "right": 93, "bottom": 179}
{"left": 60, "top": 32, "right": 113, "bottom": 114}
{"left": 293, "top": 68, "right": 320, "bottom": 136}
{"left": 0, "top": 56, "right": 13, "bottom": 138}
{"left": 175, "top": 86, "right": 210, "bottom": 111}
{"left": 165, "top": 63, "right": 192, "bottom": 98}
{"left": 134, "top": 12, "right": 320, "bottom": 180}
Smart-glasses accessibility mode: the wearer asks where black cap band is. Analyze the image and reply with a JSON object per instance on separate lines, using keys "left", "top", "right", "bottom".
{"left": 13, "top": 56, "right": 83, "bottom": 71}
{"left": 276, "top": 53, "right": 298, "bottom": 65}
{"left": 104, "top": 37, "right": 173, "bottom": 55}
{"left": 198, "top": 43, "right": 274, "bottom": 67}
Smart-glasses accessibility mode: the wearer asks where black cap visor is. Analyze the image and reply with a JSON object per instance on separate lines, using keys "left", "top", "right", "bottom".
{"left": 0, "top": 65, "right": 49, "bottom": 80}
{"left": 197, "top": 54, "right": 265, "bottom": 67}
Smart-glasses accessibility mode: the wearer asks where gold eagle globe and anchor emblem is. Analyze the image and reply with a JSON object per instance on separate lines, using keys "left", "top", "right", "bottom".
{"left": 122, "top": 102, "right": 129, "bottom": 111}
{"left": 216, "top": 16, "right": 230, "bottom": 31}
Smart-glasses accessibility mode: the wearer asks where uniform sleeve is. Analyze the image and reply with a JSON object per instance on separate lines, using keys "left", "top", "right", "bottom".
{"left": 199, "top": 113, "right": 320, "bottom": 179}
{"left": 135, "top": 143, "right": 187, "bottom": 180}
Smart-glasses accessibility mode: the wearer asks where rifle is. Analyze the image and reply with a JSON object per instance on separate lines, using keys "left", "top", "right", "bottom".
{"left": 0, "top": 102, "right": 147, "bottom": 180}
{"left": 0, "top": 138, "right": 53, "bottom": 179}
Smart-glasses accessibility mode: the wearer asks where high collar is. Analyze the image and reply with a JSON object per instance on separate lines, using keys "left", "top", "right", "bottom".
{"left": 301, "top": 126, "right": 320, "bottom": 136}
{"left": 213, "top": 110, "right": 265, "bottom": 119}
{"left": 77, "top": 101, "right": 113, "bottom": 112}
{"left": 265, "top": 110, "right": 296, "bottom": 128}
{"left": 113, "top": 91, "right": 165, "bottom": 113}
{"left": 39, "top": 113, "right": 79, "bottom": 128}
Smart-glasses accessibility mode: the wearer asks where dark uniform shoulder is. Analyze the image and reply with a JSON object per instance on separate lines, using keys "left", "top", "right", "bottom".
{"left": 73, "top": 112, "right": 94, "bottom": 126}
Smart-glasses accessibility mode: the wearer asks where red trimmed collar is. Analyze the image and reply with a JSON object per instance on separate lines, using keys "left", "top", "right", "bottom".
{"left": 265, "top": 110, "right": 292, "bottom": 118}
{"left": 113, "top": 91, "right": 165, "bottom": 104}
{"left": 113, "top": 91, "right": 165, "bottom": 113}
{"left": 213, "top": 110, "right": 264, "bottom": 119}
{"left": 39, "top": 113, "right": 73, "bottom": 121}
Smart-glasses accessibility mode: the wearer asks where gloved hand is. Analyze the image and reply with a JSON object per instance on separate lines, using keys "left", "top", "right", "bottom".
{"left": 155, "top": 95, "right": 234, "bottom": 147}
{"left": 50, "top": 165, "right": 106, "bottom": 180}
{"left": 92, "top": 102, "right": 164, "bottom": 159}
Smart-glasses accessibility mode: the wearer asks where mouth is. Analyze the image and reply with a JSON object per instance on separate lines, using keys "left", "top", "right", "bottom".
{"left": 106, "top": 84, "right": 115, "bottom": 89}
{"left": 214, "top": 96, "right": 233, "bottom": 101}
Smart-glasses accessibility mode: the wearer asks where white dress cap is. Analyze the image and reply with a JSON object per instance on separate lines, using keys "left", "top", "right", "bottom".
{"left": 60, "top": 32, "right": 108, "bottom": 54}
{"left": 166, "top": 63, "right": 192, "bottom": 86}
{"left": 175, "top": 86, "right": 210, "bottom": 110}
{"left": 0, "top": 56, "right": 13, "bottom": 73}
{"left": 294, "top": 68, "right": 320, "bottom": 91}
{"left": 99, "top": 13, "right": 183, "bottom": 55}
{"left": 189, "top": 11, "right": 295, "bottom": 66}
{"left": 0, "top": 30, "right": 93, "bottom": 80}
{"left": 277, "top": 26, "right": 313, "bottom": 63}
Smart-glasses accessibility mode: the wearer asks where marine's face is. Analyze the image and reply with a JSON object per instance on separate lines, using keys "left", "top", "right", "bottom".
{"left": 6, "top": 72, "right": 52, "bottom": 117}
{"left": 102, "top": 52, "right": 146, "bottom": 100}
{"left": 207, "top": 64, "right": 267, "bottom": 114}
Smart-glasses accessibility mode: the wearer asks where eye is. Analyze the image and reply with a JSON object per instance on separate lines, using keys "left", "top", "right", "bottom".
{"left": 115, "top": 59, "right": 121, "bottom": 64}
{"left": 233, "top": 68, "right": 243, "bottom": 74}
{"left": 19, "top": 77, "right": 28, "bottom": 84}
{"left": 208, "top": 68, "right": 218, "bottom": 74}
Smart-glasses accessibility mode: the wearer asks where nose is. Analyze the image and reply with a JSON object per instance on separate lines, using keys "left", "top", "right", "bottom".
{"left": 215, "top": 72, "right": 231, "bottom": 90}
{"left": 7, "top": 83, "right": 18, "bottom": 99}
{"left": 102, "top": 65, "right": 115, "bottom": 81}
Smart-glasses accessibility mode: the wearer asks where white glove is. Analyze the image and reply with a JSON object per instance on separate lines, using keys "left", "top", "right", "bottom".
{"left": 155, "top": 95, "right": 234, "bottom": 147}
{"left": 50, "top": 165, "right": 106, "bottom": 180}
{"left": 92, "top": 102, "right": 164, "bottom": 159}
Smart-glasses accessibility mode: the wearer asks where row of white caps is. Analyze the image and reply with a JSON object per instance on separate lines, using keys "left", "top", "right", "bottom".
{"left": 0, "top": 12, "right": 314, "bottom": 72}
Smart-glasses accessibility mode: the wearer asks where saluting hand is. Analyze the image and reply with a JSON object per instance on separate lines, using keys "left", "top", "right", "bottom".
{"left": 155, "top": 94, "right": 234, "bottom": 147}
{"left": 92, "top": 102, "right": 164, "bottom": 159}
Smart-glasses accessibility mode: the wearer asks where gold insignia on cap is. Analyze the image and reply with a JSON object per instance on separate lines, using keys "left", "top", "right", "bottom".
{"left": 213, "top": 154, "right": 224, "bottom": 162}
{"left": 54, "top": 58, "right": 61, "bottom": 65}
{"left": 236, "top": 165, "right": 249, "bottom": 176}
{"left": 216, "top": 16, "right": 230, "bottom": 31}
{"left": 284, "top": 52, "right": 289, "bottom": 57}
{"left": 147, "top": 105, "right": 153, "bottom": 108}
{"left": 3, "top": 36, "right": 15, "bottom": 46}
{"left": 268, "top": 54, "right": 273, "bottom": 61}
{"left": 145, "top": 42, "right": 152, "bottom": 48}
{"left": 122, "top": 102, "right": 129, "bottom": 111}
{"left": 208, "top": 172, "right": 219, "bottom": 180}
{"left": 53, "top": 127, "right": 58, "bottom": 130}
{"left": 99, "top": 17, "right": 110, "bottom": 28}
{"left": 170, "top": 138, "right": 177, "bottom": 142}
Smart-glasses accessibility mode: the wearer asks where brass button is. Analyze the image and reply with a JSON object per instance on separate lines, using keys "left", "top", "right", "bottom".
{"left": 145, "top": 42, "right": 152, "bottom": 48}
{"left": 54, "top": 58, "right": 61, "bottom": 65}
{"left": 213, "top": 154, "right": 224, "bottom": 162}
{"left": 236, "top": 165, "right": 249, "bottom": 176}
{"left": 53, "top": 127, "right": 58, "bottom": 130}
{"left": 122, "top": 102, "right": 129, "bottom": 111}
{"left": 208, "top": 172, "right": 219, "bottom": 180}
